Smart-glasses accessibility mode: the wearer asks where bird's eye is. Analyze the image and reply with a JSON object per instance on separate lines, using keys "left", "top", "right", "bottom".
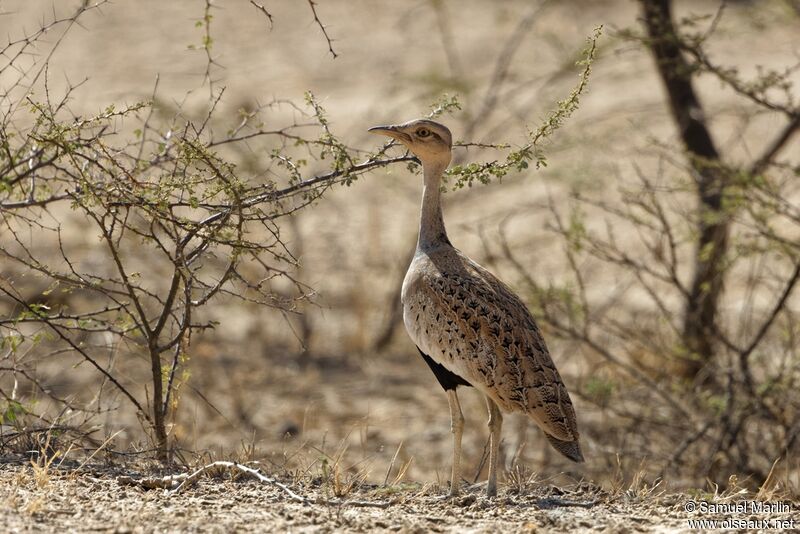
{"left": 417, "top": 128, "right": 431, "bottom": 137}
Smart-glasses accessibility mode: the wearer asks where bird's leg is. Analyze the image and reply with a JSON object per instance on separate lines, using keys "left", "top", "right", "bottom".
{"left": 446, "top": 389, "right": 464, "bottom": 497}
{"left": 485, "top": 396, "right": 503, "bottom": 497}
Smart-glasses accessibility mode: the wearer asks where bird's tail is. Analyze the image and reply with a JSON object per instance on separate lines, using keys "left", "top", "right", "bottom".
{"left": 545, "top": 433, "right": 585, "bottom": 463}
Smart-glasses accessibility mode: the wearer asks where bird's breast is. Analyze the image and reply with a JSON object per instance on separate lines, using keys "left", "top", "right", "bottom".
{"left": 402, "top": 277, "right": 481, "bottom": 388}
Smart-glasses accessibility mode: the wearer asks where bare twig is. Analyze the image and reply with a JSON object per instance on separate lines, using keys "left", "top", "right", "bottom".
{"left": 306, "top": 0, "right": 337, "bottom": 58}
{"left": 738, "top": 260, "right": 800, "bottom": 392}
{"left": 749, "top": 115, "right": 800, "bottom": 177}
{"left": 121, "top": 461, "right": 393, "bottom": 508}
{"left": 431, "top": 0, "right": 463, "bottom": 79}
{"left": 249, "top": 0, "right": 274, "bottom": 29}
{"left": 462, "top": 2, "right": 546, "bottom": 142}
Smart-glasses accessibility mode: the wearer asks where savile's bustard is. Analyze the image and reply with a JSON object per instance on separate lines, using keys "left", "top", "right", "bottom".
{"left": 369, "top": 119, "right": 584, "bottom": 497}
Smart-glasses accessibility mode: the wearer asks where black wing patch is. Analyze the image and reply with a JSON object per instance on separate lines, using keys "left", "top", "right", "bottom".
{"left": 417, "top": 348, "right": 472, "bottom": 391}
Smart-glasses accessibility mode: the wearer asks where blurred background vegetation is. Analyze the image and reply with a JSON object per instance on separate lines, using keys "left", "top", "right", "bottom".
{"left": 1, "top": 0, "right": 798, "bottom": 496}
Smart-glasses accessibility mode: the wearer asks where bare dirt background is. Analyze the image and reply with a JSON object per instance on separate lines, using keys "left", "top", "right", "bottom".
{"left": 2, "top": 0, "right": 800, "bottom": 531}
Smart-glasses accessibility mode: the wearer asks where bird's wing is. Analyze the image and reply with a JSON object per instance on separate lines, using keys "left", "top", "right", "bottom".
{"left": 405, "top": 254, "right": 579, "bottom": 442}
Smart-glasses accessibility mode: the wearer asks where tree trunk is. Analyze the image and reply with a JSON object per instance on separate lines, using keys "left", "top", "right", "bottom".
{"left": 640, "top": 0, "right": 729, "bottom": 382}
{"left": 150, "top": 346, "right": 169, "bottom": 462}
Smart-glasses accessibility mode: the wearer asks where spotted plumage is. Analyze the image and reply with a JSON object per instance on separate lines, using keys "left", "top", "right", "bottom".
{"left": 369, "top": 118, "right": 583, "bottom": 498}
{"left": 403, "top": 249, "right": 580, "bottom": 446}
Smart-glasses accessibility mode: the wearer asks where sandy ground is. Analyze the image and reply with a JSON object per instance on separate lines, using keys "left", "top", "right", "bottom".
{"left": 6, "top": 457, "right": 798, "bottom": 533}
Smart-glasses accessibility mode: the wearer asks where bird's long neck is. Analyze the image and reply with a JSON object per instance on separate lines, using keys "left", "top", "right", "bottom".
{"left": 418, "top": 159, "right": 451, "bottom": 251}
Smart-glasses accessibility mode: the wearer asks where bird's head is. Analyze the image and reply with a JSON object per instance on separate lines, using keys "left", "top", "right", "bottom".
{"left": 369, "top": 119, "right": 452, "bottom": 167}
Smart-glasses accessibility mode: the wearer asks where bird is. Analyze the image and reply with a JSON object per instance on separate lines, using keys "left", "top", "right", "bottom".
{"left": 369, "top": 118, "right": 583, "bottom": 497}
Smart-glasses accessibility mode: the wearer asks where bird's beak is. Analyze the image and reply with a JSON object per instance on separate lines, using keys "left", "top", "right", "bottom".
{"left": 368, "top": 124, "right": 411, "bottom": 143}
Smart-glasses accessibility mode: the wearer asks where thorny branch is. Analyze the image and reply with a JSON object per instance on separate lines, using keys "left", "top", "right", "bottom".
{"left": 249, "top": 1, "right": 274, "bottom": 29}
{"left": 306, "top": 0, "right": 337, "bottom": 59}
